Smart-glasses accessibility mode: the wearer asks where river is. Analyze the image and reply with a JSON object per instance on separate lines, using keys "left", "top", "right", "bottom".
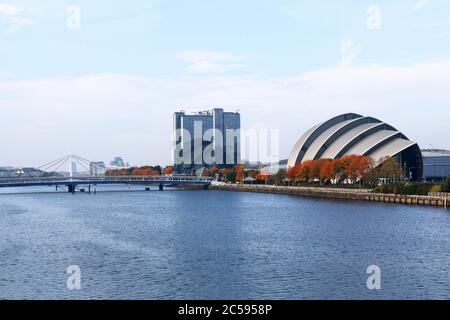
{"left": 1, "top": 187, "right": 449, "bottom": 299}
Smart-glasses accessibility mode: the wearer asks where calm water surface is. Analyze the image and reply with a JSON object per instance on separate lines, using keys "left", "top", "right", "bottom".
{"left": 1, "top": 187, "right": 450, "bottom": 300}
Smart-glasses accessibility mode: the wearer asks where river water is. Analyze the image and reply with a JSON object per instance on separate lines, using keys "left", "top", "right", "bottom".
{"left": 1, "top": 187, "right": 449, "bottom": 300}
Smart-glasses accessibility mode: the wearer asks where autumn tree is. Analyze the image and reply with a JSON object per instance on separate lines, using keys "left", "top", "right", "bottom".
{"left": 345, "top": 155, "right": 374, "bottom": 184}
{"left": 297, "top": 160, "right": 314, "bottom": 182}
{"left": 287, "top": 155, "right": 375, "bottom": 186}
{"left": 131, "top": 166, "right": 161, "bottom": 176}
{"left": 319, "top": 159, "right": 333, "bottom": 183}
{"left": 256, "top": 172, "right": 268, "bottom": 184}
{"left": 163, "top": 166, "right": 174, "bottom": 175}
{"left": 234, "top": 165, "right": 245, "bottom": 183}
{"left": 287, "top": 164, "right": 302, "bottom": 180}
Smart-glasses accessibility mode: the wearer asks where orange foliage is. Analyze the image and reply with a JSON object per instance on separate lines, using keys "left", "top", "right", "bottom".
{"left": 287, "top": 155, "right": 374, "bottom": 184}
{"left": 220, "top": 168, "right": 232, "bottom": 175}
{"left": 203, "top": 166, "right": 220, "bottom": 177}
{"left": 247, "top": 170, "right": 257, "bottom": 179}
{"left": 235, "top": 164, "right": 245, "bottom": 183}
{"left": 256, "top": 172, "right": 268, "bottom": 183}
{"left": 163, "top": 166, "right": 174, "bottom": 175}
{"left": 131, "top": 166, "right": 160, "bottom": 176}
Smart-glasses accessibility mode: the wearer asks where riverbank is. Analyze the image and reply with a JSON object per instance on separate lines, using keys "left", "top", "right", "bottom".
{"left": 209, "top": 184, "right": 450, "bottom": 209}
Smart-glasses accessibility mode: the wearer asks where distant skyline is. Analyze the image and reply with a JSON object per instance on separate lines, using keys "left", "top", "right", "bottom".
{"left": 1, "top": 0, "right": 450, "bottom": 167}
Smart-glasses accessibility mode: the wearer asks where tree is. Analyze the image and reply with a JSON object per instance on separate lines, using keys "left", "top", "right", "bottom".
{"left": 319, "top": 159, "right": 333, "bottom": 183}
{"left": 153, "top": 165, "right": 162, "bottom": 175}
{"left": 274, "top": 169, "right": 287, "bottom": 186}
{"left": 219, "top": 168, "right": 233, "bottom": 182}
{"left": 377, "top": 157, "right": 404, "bottom": 183}
{"left": 297, "top": 160, "right": 314, "bottom": 182}
{"left": 346, "top": 155, "right": 374, "bottom": 184}
{"left": 234, "top": 165, "right": 245, "bottom": 183}
{"left": 226, "top": 170, "right": 237, "bottom": 183}
{"left": 256, "top": 172, "right": 268, "bottom": 184}
{"left": 287, "top": 164, "right": 302, "bottom": 180}
{"left": 131, "top": 166, "right": 160, "bottom": 176}
{"left": 330, "top": 158, "right": 347, "bottom": 184}
{"left": 313, "top": 159, "right": 329, "bottom": 184}
{"left": 443, "top": 176, "right": 450, "bottom": 192}
{"left": 287, "top": 155, "right": 375, "bottom": 186}
{"left": 163, "top": 166, "right": 174, "bottom": 175}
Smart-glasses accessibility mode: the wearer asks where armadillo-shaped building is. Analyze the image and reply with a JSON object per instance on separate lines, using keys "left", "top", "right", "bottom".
{"left": 288, "top": 113, "right": 423, "bottom": 180}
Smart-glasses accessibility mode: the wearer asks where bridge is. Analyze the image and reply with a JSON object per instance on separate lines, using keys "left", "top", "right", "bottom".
{"left": 0, "top": 154, "right": 211, "bottom": 193}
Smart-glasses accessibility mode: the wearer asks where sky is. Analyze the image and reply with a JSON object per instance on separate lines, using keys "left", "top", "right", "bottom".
{"left": 1, "top": 0, "right": 450, "bottom": 167}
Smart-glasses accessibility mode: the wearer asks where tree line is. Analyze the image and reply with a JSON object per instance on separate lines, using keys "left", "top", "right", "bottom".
{"left": 287, "top": 155, "right": 403, "bottom": 187}
{"left": 106, "top": 165, "right": 174, "bottom": 177}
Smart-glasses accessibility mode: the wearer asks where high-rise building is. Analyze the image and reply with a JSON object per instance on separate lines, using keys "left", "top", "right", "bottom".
{"left": 90, "top": 162, "right": 106, "bottom": 177}
{"left": 173, "top": 108, "right": 241, "bottom": 173}
{"left": 110, "top": 157, "right": 125, "bottom": 167}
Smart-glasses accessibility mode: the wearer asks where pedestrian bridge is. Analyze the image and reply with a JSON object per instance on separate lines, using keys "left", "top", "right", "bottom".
{"left": 0, "top": 154, "right": 212, "bottom": 193}
{"left": 0, "top": 176, "right": 212, "bottom": 193}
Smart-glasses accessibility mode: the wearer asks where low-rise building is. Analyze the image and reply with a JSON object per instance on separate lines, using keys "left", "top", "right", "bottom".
{"left": 0, "top": 167, "right": 16, "bottom": 178}
{"left": 422, "top": 150, "right": 450, "bottom": 182}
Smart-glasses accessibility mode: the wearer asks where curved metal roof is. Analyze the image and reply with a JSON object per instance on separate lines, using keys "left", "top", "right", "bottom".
{"left": 288, "top": 113, "right": 420, "bottom": 166}
{"left": 320, "top": 122, "right": 383, "bottom": 159}
{"left": 287, "top": 113, "right": 363, "bottom": 167}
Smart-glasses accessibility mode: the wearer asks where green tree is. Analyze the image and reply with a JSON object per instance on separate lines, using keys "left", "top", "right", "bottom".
{"left": 274, "top": 169, "right": 287, "bottom": 186}
{"left": 226, "top": 171, "right": 237, "bottom": 183}
{"left": 377, "top": 157, "right": 404, "bottom": 183}
{"left": 443, "top": 176, "right": 450, "bottom": 192}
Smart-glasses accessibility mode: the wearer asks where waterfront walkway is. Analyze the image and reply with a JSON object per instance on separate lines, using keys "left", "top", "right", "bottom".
{"left": 210, "top": 184, "right": 450, "bottom": 209}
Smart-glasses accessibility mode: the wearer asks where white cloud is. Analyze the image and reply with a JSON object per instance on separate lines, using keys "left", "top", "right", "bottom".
{"left": 1, "top": 61, "right": 450, "bottom": 166}
{"left": 0, "top": 71, "right": 14, "bottom": 78}
{"left": 176, "top": 50, "right": 246, "bottom": 73}
{"left": 0, "top": 3, "right": 42, "bottom": 33}
{"left": 413, "top": 0, "right": 430, "bottom": 10}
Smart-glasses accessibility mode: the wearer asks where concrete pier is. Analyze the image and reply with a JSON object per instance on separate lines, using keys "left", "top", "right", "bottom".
{"left": 209, "top": 184, "right": 449, "bottom": 209}
{"left": 67, "top": 184, "right": 76, "bottom": 194}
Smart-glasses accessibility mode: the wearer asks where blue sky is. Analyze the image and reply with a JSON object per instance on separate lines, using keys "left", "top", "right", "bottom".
{"left": 1, "top": 0, "right": 450, "bottom": 166}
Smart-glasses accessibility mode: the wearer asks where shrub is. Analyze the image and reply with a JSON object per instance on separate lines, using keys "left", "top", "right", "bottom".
{"left": 374, "top": 183, "right": 435, "bottom": 195}
{"left": 431, "top": 185, "right": 442, "bottom": 193}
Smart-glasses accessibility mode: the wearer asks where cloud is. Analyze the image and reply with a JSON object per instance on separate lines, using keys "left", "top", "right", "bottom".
{"left": 0, "top": 71, "right": 14, "bottom": 78}
{"left": 413, "top": 0, "right": 430, "bottom": 10}
{"left": 0, "top": 3, "right": 42, "bottom": 33}
{"left": 176, "top": 50, "right": 246, "bottom": 73}
{"left": 1, "top": 60, "right": 450, "bottom": 166}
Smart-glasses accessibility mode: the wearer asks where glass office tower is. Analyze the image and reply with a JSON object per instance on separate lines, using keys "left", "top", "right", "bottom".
{"left": 173, "top": 108, "right": 241, "bottom": 174}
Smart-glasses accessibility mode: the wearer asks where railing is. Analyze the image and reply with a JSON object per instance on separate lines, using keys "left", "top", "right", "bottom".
{"left": 428, "top": 192, "right": 450, "bottom": 197}
{"left": 0, "top": 175, "right": 212, "bottom": 185}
